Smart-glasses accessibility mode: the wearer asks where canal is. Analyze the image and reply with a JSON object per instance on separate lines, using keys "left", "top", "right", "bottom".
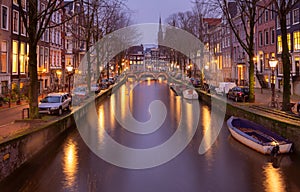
{"left": 1, "top": 80, "right": 300, "bottom": 192}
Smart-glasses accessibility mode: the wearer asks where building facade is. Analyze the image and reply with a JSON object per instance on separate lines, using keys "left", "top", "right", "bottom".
{"left": 0, "top": 0, "right": 11, "bottom": 96}
{"left": 276, "top": 1, "right": 300, "bottom": 94}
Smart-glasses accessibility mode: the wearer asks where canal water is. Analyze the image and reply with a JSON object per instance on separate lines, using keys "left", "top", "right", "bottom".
{"left": 1, "top": 80, "right": 300, "bottom": 192}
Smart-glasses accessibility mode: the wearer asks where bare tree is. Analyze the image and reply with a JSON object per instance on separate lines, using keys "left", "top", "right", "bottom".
{"left": 219, "top": 0, "right": 260, "bottom": 102}
{"left": 17, "top": 0, "right": 75, "bottom": 119}
{"left": 270, "top": 0, "right": 300, "bottom": 111}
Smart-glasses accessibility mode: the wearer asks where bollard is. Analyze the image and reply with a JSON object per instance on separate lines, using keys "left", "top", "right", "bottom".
{"left": 22, "top": 108, "right": 29, "bottom": 119}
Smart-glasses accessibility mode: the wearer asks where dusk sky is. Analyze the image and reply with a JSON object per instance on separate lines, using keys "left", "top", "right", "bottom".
{"left": 126, "top": 0, "right": 194, "bottom": 24}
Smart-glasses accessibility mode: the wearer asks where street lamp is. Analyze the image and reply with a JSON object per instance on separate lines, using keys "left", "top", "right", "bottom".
{"left": 269, "top": 57, "right": 278, "bottom": 108}
{"left": 66, "top": 63, "right": 74, "bottom": 94}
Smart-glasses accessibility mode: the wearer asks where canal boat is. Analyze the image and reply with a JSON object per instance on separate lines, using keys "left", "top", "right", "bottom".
{"left": 182, "top": 89, "right": 198, "bottom": 100}
{"left": 227, "top": 116, "right": 293, "bottom": 155}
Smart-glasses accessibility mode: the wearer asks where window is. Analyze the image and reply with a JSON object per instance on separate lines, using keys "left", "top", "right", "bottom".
{"left": 265, "top": 30, "right": 269, "bottom": 45}
{"left": 288, "top": 33, "right": 291, "bottom": 51}
{"left": 264, "top": 53, "right": 269, "bottom": 69}
{"left": 0, "top": 41, "right": 7, "bottom": 73}
{"left": 271, "top": 3, "right": 275, "bottom": 20}
{"left": 277, "top": 16, "right": 280, "bottom": 29}
{"left": 20, "top": 17, "right": 26, "bottom": 36}
{"left": 39, "top": 47, "right": 44, "bottom": 68}
{"left": 271, "top": 28, "right": 275, "bottom": 44}
{"left": 278, "top": 36, "right": 282, "bottom": 53}
{"left": 259, "top": 31, "right": 263, "bottom": 46}
{"left": 286, "top": 13, "right": 290, "bottom": 27}
{"left": 265, "top": 10, "right": 269, "bottom": 22}
{"left": 1, "top": 6, "right": 8, "bottom": 30}
{"left": 258, "top": 9, "right": 263, "bottom": 24}
{"left": 293, "top": 9, "right": 299, "bottom": 24}
{"left": 12, "top": 41, "right": 18, "bottom": 73}
{"left": 44, "top": 48, "right": 49, "bottom": 70}
{"left": 20, "top": 43, "right": 26, "bottom": 73}
{"left": 13, "top": 10, "right": 19, "bottom": 34}
{"left": 294, "top": 31, "right": 300, "bottom": 51}
{"left": 45, "top": 29, "right": 49, "bottom": 42}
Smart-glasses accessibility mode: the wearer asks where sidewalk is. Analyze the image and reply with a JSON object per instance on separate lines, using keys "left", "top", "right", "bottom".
{"left": 253, "top": 88, "right": 300, "bottom": 113}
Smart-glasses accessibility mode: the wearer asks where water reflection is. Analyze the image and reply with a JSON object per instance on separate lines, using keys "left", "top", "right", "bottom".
{"left": 62, "top": 139, "right": 79, "bottom": 190}
{"left": 263, "top": 163, "right": 286, "bottom": 192}
{"left": 97, "top": 105, "right": 105, "bottom": 144}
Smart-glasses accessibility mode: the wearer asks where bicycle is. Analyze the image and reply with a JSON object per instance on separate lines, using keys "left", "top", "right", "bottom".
{"left": 268, "top": 95, "right": 280, "bottom": 108}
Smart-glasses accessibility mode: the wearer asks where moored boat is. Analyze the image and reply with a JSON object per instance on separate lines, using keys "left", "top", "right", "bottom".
{"left": 183, "top": 89, "right": 198, "bottom": 100}
{"left": 227, "top": 116, "right": 293, "bottom": 155}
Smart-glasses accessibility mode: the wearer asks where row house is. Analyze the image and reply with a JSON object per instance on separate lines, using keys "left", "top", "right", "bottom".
{"left": 49, "top": 3, "right": 63, "bottom": 91}
{"left": 37, "top": 0, "right": 50, "bottom": 94}
{"left": 0, "top": 0, "right": 87, "bottom": 96}
{"left": 0, "top": 0, "right": 11, "bottom": 95}
{"left": 11, "top": 0, "right": 28, "bottom": 95}
{"left": 202, "top": 18, "right": 222, "bottom": 86}
{"left": 276, "top": 0, "right": 300, "bottom": 94}
{"left": 255, "top": 0, "right": 277, "bottom": 89}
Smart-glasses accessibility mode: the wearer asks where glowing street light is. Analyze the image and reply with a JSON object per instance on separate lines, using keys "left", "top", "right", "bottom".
{"left": 269, "top": 57, "right": 278, "bottom": 108}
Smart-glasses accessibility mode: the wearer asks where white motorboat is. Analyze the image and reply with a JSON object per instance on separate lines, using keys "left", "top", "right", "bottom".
{"left": 182, "top": 89, "right": 198, "bottom": 100}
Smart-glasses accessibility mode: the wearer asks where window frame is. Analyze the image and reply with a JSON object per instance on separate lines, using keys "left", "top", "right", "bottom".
{"left": 1, "top": 5, "right": 9, "bottom": 30}
{"left": 12, "top": 10, "right": 19, "bottom": 34}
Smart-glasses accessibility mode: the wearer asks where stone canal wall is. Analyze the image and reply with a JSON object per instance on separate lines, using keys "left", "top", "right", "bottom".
{"left": 197, "top": 89, "right": 300, "bottom": 153}
{"left": 0, "top": 78, "right": 125, "bottom": 182}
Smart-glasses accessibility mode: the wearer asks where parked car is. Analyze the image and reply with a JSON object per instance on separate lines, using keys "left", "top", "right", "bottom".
{"left": 108, "top": 77, "right": 116, "bottom": 85}
{"left": 72, "top": 86, "right": 89, "bottom": 104}
{"left": 101, "top": 79, "right": 110, "bottom": 87}
{"left": 38, "top": 92, "right": 72, "bottom": 115}
{"left": 227, "top": 86, "right": 250, "bottom": 102}
{"left": 215, "top": 82, "right": 236, "bottom": 96}
{"left": 91, "top": 84, "right": 101, "bottom": 94}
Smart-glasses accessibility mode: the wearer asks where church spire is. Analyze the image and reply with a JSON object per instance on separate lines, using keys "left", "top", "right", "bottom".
{"left": 158, "top": 16, "right": 163, "bottom": 45}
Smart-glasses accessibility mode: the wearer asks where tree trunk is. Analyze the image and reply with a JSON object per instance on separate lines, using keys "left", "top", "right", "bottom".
{"left": 28, "top": 43, "right": 39, "bottom": 119}
{"left": 280, "top": 12, "right": 291, "bottom": 112}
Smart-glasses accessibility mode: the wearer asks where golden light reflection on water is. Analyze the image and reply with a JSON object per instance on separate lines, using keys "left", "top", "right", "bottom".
{"left": 97, "top": 105, "right": 105, "bottom": 144}
{"left": 184, "top": 101, "right": 193, "bottom": 136}
{"left": 263, "top": 163, "right": 286, "bottom": 192}
{"left": 202, "top": 106, "right": 211, "bottom": 147}
{"left": 63, "top": 139, "right": 78, "bottom": 189}
{"left": 201, "top": 106, "right": 213, "bottom": 166}
{"left": 109, "top": 94, "right": 116, "bottom": 128}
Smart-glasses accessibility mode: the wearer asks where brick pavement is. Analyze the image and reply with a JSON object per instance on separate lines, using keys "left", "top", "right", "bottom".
{"left": 0, "top": 88, "right": 299, "bottom": 143}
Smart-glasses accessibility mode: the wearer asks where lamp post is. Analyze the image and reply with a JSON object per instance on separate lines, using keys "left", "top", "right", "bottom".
{"left": 269, "top": 57, "right": 278, "bottom": 108}
{"left": 66, "top": 63, "right": 74, "bottom": 94}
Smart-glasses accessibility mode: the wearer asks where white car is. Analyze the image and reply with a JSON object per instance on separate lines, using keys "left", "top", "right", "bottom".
{"left": 38, "top": 92, "right": 72, "bottom": 115}
{"left": 215, "top": 82, "right": 236, "bottom": 96}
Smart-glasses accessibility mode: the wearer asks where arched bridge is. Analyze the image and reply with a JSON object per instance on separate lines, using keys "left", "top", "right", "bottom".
{"left": 125, "top": 71, "right": 169, "bottom": 81}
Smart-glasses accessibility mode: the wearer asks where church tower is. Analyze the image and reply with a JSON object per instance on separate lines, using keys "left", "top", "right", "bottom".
{"left": 158, "top": 16, "right": 163, "bottom": 46}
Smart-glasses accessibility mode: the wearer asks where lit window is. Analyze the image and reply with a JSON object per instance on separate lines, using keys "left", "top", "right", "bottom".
{"left": 294, "top": 31, "right": 300, "bottom": 51}
{"left": 277, "top": 36, "right": 282, "bottom": 53}
{"left": 0, "top": 41, "right": 7, "bottom": 73}
{"left": 12, "top": 41, "right": 18, "bottom": 73}
{"left": 288, "top": 33, "right": 291, "bottom": 51}
{"left": 20, "top": 43, "right": 26, "bottom": 73}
